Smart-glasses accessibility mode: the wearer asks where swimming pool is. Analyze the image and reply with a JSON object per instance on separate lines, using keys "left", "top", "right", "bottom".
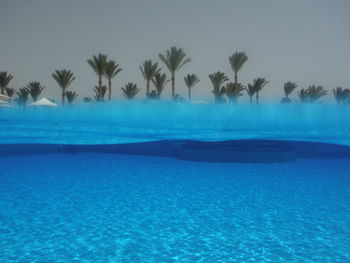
{"left": 1, "top": 103, "right": 350, "bottom": 262}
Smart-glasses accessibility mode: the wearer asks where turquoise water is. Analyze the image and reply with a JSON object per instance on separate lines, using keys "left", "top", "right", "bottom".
{"left": 1, "top": 103, "right": 350, "bottom": 262}
{"left": 1, "top": 102, "right": 350, "bottom": 145}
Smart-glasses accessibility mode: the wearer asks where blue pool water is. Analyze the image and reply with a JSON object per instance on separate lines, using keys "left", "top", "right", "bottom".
{"left": 1, "top": 151, "right": 350, "bottom": 262}
{"left": 1, "top": 103, "right": 350, "bottom": 262}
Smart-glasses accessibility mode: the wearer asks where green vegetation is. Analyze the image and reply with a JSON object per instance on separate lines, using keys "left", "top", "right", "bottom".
{"left": 151, "top": 72, "right": 169, "bottom": 99}
{"left": 93, "top": 85, "right": 107, "bottom": 102}
{"left": 5, "top": 87, "right": 16, "bottom": 97}
{"left": 298, "top": 85, "right": 327, "bottom": 103}
{"left": 26, "top": 82, "right": 45, "bottom": 102}
{"left": 159, "top": 47, "right": 191, "bottom": 100}
{"left": 121, "top": 82, "right": 139, "bottom": 100}
{"left": 184, "top": 74, "right": 200, "bottom": 102}
{"left": 209, "top": 72, "right": 229, "bottom": 104}
{"left": 281, "top": 82, "right": 298, "bottom": 103}
{"left": 253, "top": 78, "right": 269, "bottom": 104}
{"left": 333, "top": 87, "right": 350, "bottom": 105}
{"left": 52, "top": 69, "right": 75, "bottom": 105}
{"left": 65, "top": 91, "right": 78, "bottom": 104}
{"left": 140, "top": 60, "right": 160, "bottom": 97}
{"left": 88, "top": 54, "right": 107, "bottom": 101}
{"left": 104, "top": 60, "right": 122, "bottom": 101}
{"left": 229, "top": 52, "right": 248, "bottom": 85}
{"left": 1, "top": 47, "right": 347, "bottom": 105}
{"left": 245, "top": 83, "right": 256, "bottom": 104}
{"left": 0, "top": 71, "right": 14, "bottom": 95}
{"left": 14, "top": 88, "right": 29, "bottom": 107}
{"left": 225, "top": 83, "right": 245, "bottom": 104}
{"left": 83, "top": 97, "right": 93, "bottom": 103}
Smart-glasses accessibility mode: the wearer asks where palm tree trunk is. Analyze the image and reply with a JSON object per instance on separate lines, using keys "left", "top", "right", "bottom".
{"left": 234, "top": 72, "right": 237, "bottom": 85}
{"left": 256, "top": 92, "right": 259, "bottom": 104}
{"left": 188, "top": 88, "right": 191, "bottom": 102}
{"left": 108, "top": 79, "right": 112, "bottom": 101}
{"left": 146, "top": 80, "right": 149, "bottom": 97}
{"left": 98, "top": 75, "right": 102, "bottom": 94}
{"left": 62, "top": 87, "right": 65, "bottom": 105}
{"left": 171, "top": 74, "right": 175, "bottom": 100}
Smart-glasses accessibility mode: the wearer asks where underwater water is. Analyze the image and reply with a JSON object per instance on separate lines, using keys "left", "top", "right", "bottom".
{"left": 1, "top": 102, "right": 350, "bottom": 145}
{"left": 1, "top": 103, "right": 350, "bottom": 262}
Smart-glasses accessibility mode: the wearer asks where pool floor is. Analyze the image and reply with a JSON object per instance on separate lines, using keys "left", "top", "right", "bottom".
{"left": 1, "top": 152, "right": 350, "bottom": 262}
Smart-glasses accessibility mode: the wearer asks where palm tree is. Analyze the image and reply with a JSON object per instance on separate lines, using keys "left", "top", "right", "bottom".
{"left": 5, "top": 87, "right": 16, "bottom": 97}
{"left": 281, "top": 82, "right": 298, "bottom": 103}
{"left": 88, "top": 53, "right": 107, "bottom": 100}
{"left": 209, "top": 71, "right": 229, "bottom": 103}
{"left": 52, "top": 69, "right": 75, "bottom": 105}
{"left": 159, "top": 47, "right": 191, "bottom": 100}
{"left": 83, "top": 97, "right": 93, "bottom": 103}
{"left": 147, "top": 90, "right": 159, "bottom": 100}
{"left": 245, "top": 83, "right": 256, "bottom": 104}
{"left": 184, "top": 74, "right": 200, "bottom": 102}
{"left": 140, "top": 60, "right": 160, "bottom": 97}
{"left": 121, "top": 83, "right": 140, "bottom": 100}
{"left": 151, "top": 72, "right": 169, "bottom": 99}
{"left": 65, "top": 91, "right": 78, "bottom": 104}
{"left": 225, "top": 82, "right": 245, "bottom": 103}
{"left": 0, "top": 71, "right": 14, "bottom": 95}
{"left": 253, "top": 78, "right": 269, "bottom": 104}
{"left": 104, "top": 60, "right": 122, "bottom": 101}
{"left": 26, "top": 82, "right": 45, "bottom": 101}
{"left": 174, "top": 94, "right": 186, "bottom": 103}
{"left": 15, "top": 87, "right": 29, "bottom": 107}
{"left": 298, "top": 85, "right": 327, "bottom": 103}
{"left": 93, "top": 85, "right": 107, "bottom": 101}
{"left": 229, "top": 52, "right": 248, "bottom": 85}
{"left": 333, "top": 87, "right": 350, "bottom": 104}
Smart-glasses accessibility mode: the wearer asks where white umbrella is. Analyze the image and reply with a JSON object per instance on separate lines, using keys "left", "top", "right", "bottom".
{"left": 0, "top": 94, "right": 10, "bottom": 100}
{"left": 0, "top": 99, "right": 11, "bottom": 107}
{"left": 28, "top": 98, "right": 58, "bottom": 107}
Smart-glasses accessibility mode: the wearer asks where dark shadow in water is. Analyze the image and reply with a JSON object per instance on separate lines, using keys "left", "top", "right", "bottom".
{"left": 1, "top": 140, "right": 350, "bottom": 163}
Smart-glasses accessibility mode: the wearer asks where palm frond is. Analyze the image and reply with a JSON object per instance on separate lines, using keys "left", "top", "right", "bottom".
{"left": 0, "top": 71, "right": 14, "bottom": 94}
{"left": 15, "top": 87, "right": 29, "bottom": 106}
{"left": 225, "top": 82, "right": 245, "bottom": 103}
{"left": 229, "top": 51, "right": 248, "bottom": 74}
{"left": 152, "top": 72, "right": 169, "bottom": 97}
{"left": 184, "top": 74, "right": 200, "bottom": 89}
{"left": 87, "top": 54, "right": 107, "bottom": 76}
{"left": 93, "top": 85, "right": 107, "bottom": 101}
{"left": 26, "top": 81, "right": 45, "bottom": 101}
{"left": 158, "top": 47, "right": 191, "bottom": 74}
{"left": 299, "top": 85, "right": 327, "bottom": 103}
{"left": 121, "top": 82, "right": 140, "bottom": 99}
{"left": 104, "top": 60, "right": 122, "bottom": 79}
{"left": 5, "top": 87, "right": 16, "bottom": 97}
{"left": 140, "top": 60, "right": 160, "bottom": 82}
{"left": 253, "top": 78, "right": 269, "bottom": 93}
{"left": 52, "top": 69, "right": 75, "bottom": 89}
{"left": 333, "top": 87, "right": 350, "bottom": 104}
{"left": 65, "top": 91, "right": 78, "bottom": 104}
{"left": 284, "top": 81, "right": 298, "bottom": 97}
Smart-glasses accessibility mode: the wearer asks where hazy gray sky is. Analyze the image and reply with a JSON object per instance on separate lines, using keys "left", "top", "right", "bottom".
{"left": 1, "top": 0, "right": 349, "bottom": 102}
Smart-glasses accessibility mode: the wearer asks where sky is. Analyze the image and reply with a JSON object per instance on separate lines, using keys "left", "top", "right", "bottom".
{"left": 1, "top": 0, "right": 349, "bottom": 103}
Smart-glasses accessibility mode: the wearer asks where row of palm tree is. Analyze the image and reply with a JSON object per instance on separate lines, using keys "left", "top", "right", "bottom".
{"left": 280, "top": 82, "right": 345, "bottom": 104}
{"left": 5, "top": 82, "right": 46, "bottom": 106}
{"left": 1, "top": 46, "right": 349, "bottom": 105}
{"left": 0, "top": 69, "right": 78, "bottom": 106}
